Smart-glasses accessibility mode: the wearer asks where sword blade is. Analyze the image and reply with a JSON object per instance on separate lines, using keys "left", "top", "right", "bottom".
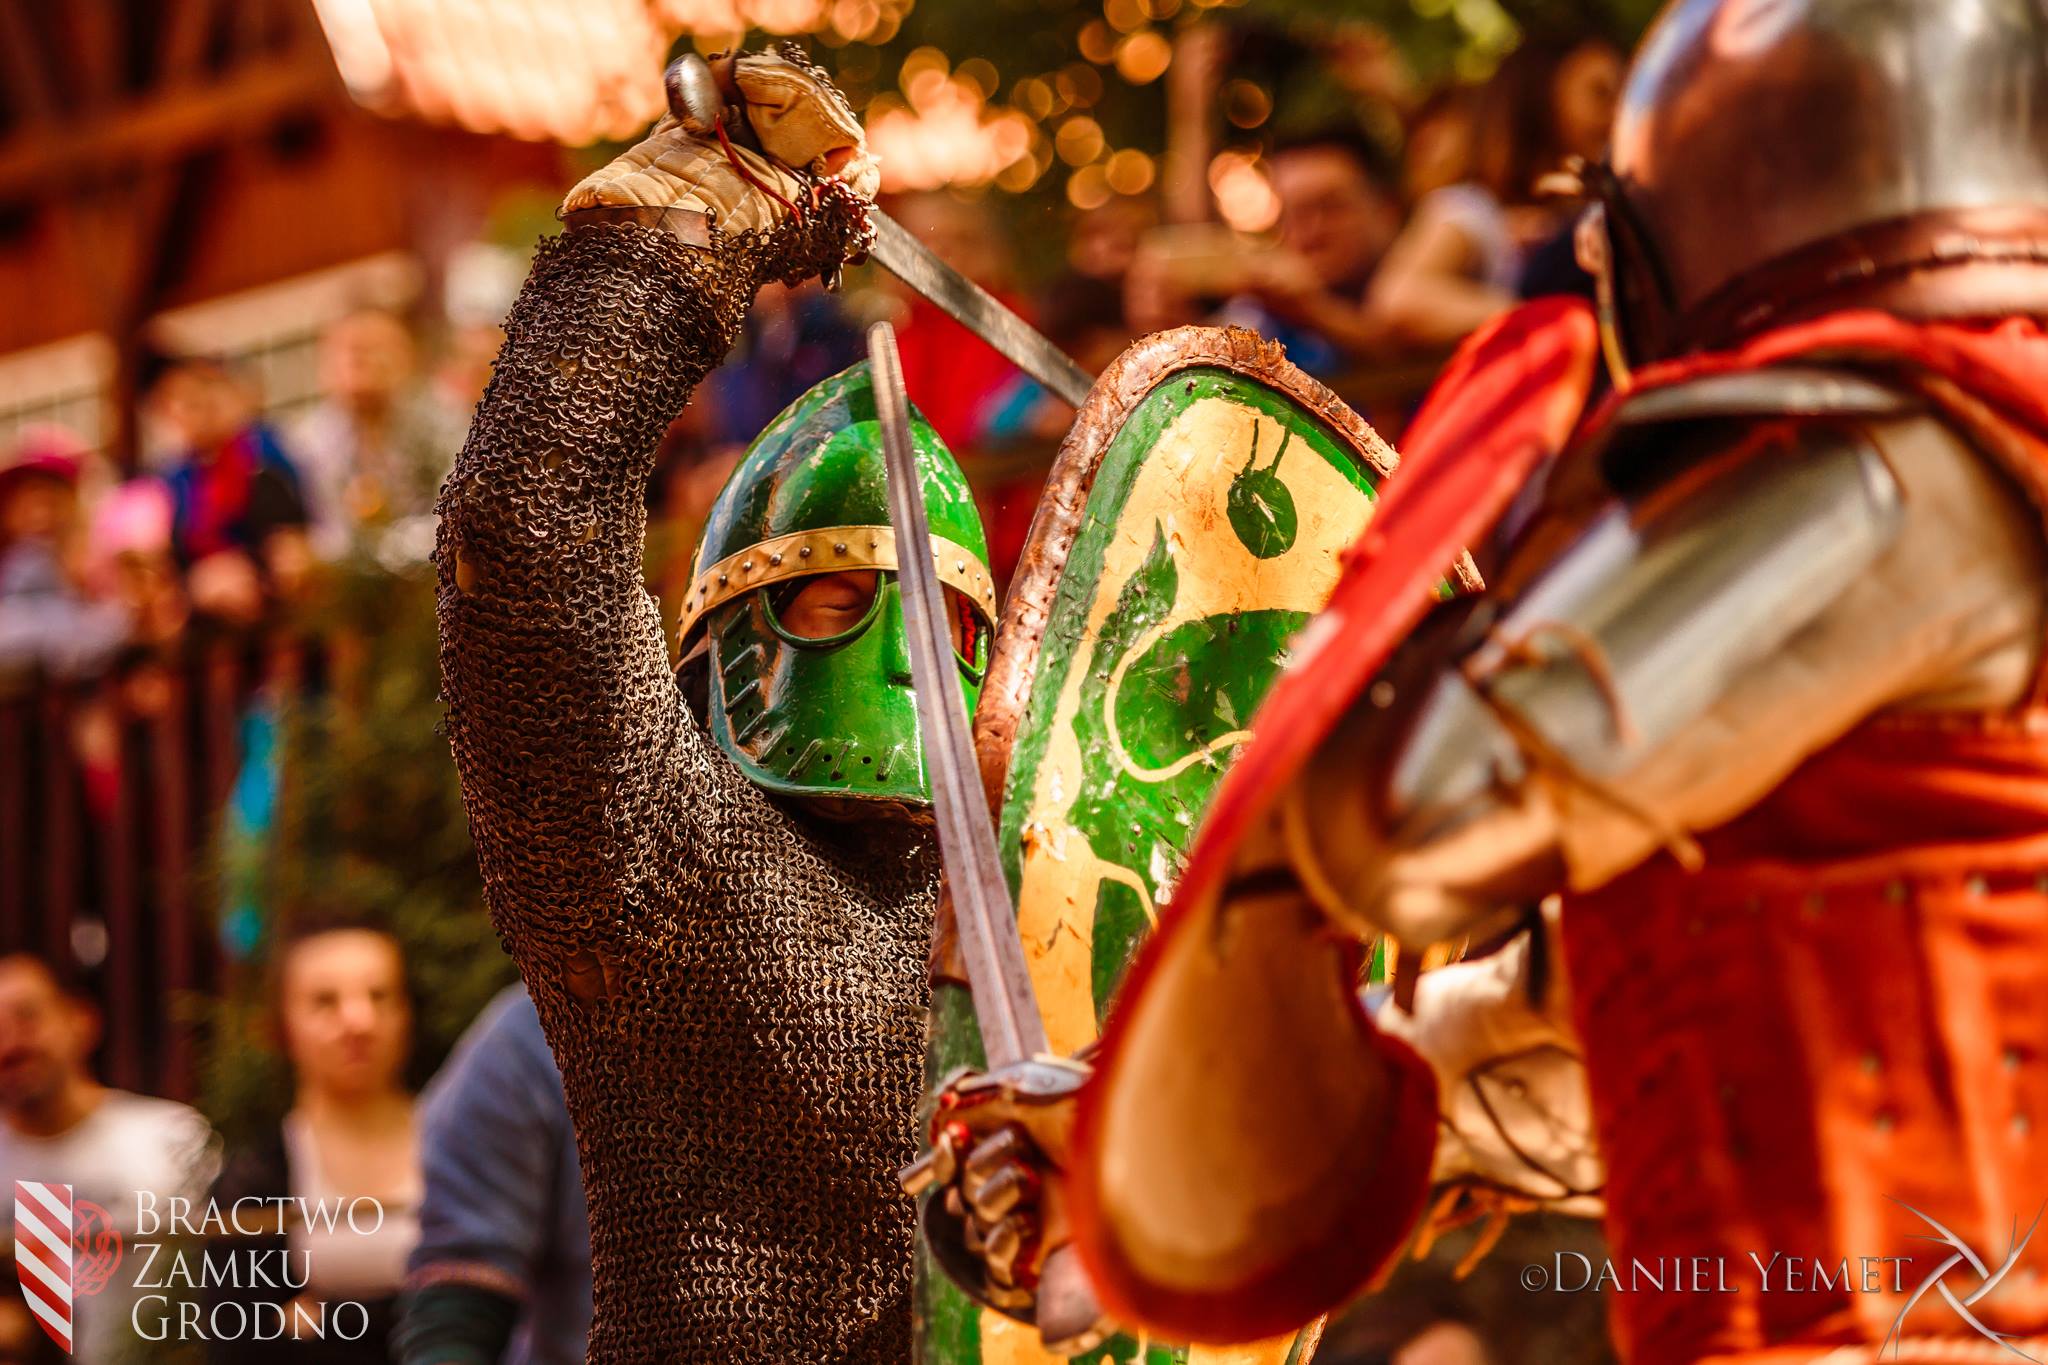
{"left": 867, "top": 322, "right": 1050, "bottom": 1070}
{"left": 868, "top": 210, "right": 1097, "bottom": 411}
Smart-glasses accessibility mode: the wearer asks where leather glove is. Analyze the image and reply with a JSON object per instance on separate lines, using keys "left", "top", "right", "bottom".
{"left": 1373, "top": 903, "right": 1603, "bottom": 1279}
{"left": 900, "top": 1057, "right": 1115, "bottom": 1357}
{"left": 560, "top": 45, "right": 875, "bottom": 273}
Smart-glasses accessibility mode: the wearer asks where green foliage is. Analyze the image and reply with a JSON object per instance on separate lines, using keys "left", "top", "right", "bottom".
{"left": 195, "top": 560, "right": 513, "bottom": 1148}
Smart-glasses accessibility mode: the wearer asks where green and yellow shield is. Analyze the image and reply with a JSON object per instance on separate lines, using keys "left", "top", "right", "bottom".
{"left": 918, "top": 328, "right": 1399, "bottom": 1365}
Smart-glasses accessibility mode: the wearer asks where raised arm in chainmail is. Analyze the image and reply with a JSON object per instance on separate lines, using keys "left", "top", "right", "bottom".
{"left": 433, "top": 55, "right": 945, "bottom": 1364}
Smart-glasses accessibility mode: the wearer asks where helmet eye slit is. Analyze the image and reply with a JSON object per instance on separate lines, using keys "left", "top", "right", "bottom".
{"left": 763, "top": 570, "right": 884, "bottom": 646}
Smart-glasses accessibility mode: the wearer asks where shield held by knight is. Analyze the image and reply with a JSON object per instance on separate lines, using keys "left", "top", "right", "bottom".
{"left": 918, "top": 326, "right": 1404, "bottom": 1365}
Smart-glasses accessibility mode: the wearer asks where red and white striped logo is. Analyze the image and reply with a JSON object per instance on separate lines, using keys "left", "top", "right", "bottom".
{"left": 13, "top": 1180, "right": 75, "bottom": 1353}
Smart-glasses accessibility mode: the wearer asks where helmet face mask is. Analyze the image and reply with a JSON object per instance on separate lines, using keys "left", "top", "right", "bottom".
{"left": 682, "top": 362, "right": 997, "bottom": 815}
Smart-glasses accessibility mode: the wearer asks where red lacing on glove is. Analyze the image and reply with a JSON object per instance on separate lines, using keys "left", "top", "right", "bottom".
{"left": 714, "top": 121, "right": 806, "bottom": 224}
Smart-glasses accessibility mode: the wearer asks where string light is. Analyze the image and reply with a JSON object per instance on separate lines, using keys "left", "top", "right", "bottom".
{"left": 1104, "top": 147, "right": 1155, "bottom": 193}
{"left": 1054, "top": 115, "right": 1105, "bottom": 165}
{"left": 1208, "top": 150, "right": 1280, "bottom": 231}
{"left": 1114, "top": 29, "right": 1171, "bottom": 83}
{"left": 1222, "top": 78, "right": 1271, "bottom": 128}
{"left": 1067, "top": 162, "right": 1112, "bottom": 209}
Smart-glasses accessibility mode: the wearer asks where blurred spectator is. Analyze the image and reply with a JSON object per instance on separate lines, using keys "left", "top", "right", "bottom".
{"left": 1130, "top": 130, "right": 1403, "bottom": 376}
{"left": 1065, "top": 195, "right": 1158, "bottom": 289}
{"left": 0, "top": 428, "right": 133, "bottom": 683}
{"left": 1401, "top": 88, "right": 1479, "bottom": 207}
{"left": 428, "top": 320, "right": 505, "bottom": 440}
{"left": 81, "top": 478, "right": 186, "bottom": 652}
{"left": 1369, "top": 35, "right": 1623, "bottom": 353}
{"left": 210, "top": 919, "right": 420, "bottom": 1361}
{"left": 884, "top": 191, "right": 1030, "bottom": 451}
{"left": 1221, "top": 129, "right": 1404, "bottom": 370}
{"left": 0, "top": 953, "right": 218, "bottom": 1360}
{"left": 289, "top": 308, "right": 461, "bottom": 567}
{"left": 395, "top": 985, "right": 590, "bottom": 1365}
{"left": 145, "top": 350, "right": 312, "bottom": 628}
{"left": 697, "top": 281, "right": 865, "bottom": 451}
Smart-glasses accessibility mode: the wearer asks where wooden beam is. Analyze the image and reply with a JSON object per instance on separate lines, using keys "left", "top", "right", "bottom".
{"left": 160, "top": 0, "right": 227, "bottom": 83}
{"left": 0, "top": 0, "right": 60, "bottom": 123}
{"left": 0, "top": 56, "right": 337, "bottom": 202}
{"left": 64, "top": 0, "right": 123, "bottom": 111}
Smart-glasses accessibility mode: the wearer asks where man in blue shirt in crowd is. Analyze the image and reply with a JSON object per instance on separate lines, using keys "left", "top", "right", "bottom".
{"left": 396, "top": 986, "right": 591, "bottom": 1364}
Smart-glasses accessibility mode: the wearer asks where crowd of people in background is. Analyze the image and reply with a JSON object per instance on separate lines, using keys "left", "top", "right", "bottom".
{"left": 0, "top": 19, "right": 1623, "bottom": 698}
{"left": 0, "top": 22, "right": 1627, "bottom": 1363}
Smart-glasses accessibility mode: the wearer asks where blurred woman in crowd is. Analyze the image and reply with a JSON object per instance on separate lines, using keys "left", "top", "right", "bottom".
{"left": 211, "top": 917, "right": 421, "bottom": 1360}
{"left": 1369, "top": 32, "right": 1623, "bottom": 353}
{"left": 0, "top": 427, "right": 132, "bottom": 684}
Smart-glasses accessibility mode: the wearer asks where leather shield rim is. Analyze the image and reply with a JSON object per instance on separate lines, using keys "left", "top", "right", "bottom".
{"left": 970, "top": 325, "right": 1399, "bottom": 815}
{"left": 1068, "top": 936, "right": 1443, "bottom": 1344}
{"left": 1063, "top": 300, "right": 1600, "bottom": 1342}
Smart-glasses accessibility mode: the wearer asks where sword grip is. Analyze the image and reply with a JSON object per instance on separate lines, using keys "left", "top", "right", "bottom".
{"left": 1036, "top": 1246, "right": 1111, "bottom": 1357}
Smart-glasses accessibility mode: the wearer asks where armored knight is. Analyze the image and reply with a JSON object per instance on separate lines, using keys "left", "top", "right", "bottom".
{"left": 919, "top": 1, "right": 2048, "bottom": 1361}
{"left": 432, "top": 51, "right": 1000, "bottom": 1361}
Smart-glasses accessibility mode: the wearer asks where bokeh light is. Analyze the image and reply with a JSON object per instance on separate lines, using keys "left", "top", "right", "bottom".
{"left": 1055, "top": 61, "right": 1104, "bottom": 106}
{"left": 1078, "top": 19, "right": 1118, "bottom": 64}
{"left": 1222, "top": 78, "right": 1271, "bottom": 128}
{"left": 1104, "top": 0, "right": 1147, "bottom": 32}
{"left": 1114, "top": 30, "right": 1171, "bottom": 83}
{"left": 1067, "top": 162, "right": 1112, "bottom": 209}
{"left": 1208, "top": 150, "right": 1281, "bottom": 231}
{"left": 1012, "top": 75, "right": 1056, "bottom": 120}
{"left": 1055, "top": 115, "right": 1106, "bottom": 166}
{"left": 1105, "top": 147, "right": 1156, "bottom": 194}
{"left": 868, "top": 57, "right": 1036, "bottom": 192}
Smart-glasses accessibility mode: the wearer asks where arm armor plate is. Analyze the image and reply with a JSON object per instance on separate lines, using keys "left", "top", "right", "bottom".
{"left": 1282, "top": 411, "right": 1907, "bottom": 948}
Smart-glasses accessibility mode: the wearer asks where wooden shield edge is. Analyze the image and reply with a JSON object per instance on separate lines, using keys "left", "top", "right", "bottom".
{"left": 971, "top": 324, "right": 1399, "bottom": 817}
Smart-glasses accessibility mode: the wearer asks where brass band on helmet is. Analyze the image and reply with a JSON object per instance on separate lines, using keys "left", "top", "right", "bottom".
{"left": 677, "top": 523, "right": 998, "bottom": 647}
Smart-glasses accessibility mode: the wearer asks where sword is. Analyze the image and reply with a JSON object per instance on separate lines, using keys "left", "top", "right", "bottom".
{"left": 667, "top": 55, "right": 1097, "bottom": 412}
{"left": 865, "top": 211, "right": 1096, "bottom": 410}
{"left": 870, "top": 321, "right": 1107, "bottom": 1355}
{"left": 866, "top": 321, "right": 1049, "bottom": 1068}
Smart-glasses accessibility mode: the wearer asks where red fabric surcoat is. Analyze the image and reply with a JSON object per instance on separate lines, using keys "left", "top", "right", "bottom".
{"left": 1527, "top": 308, "right": 2048, "bottom": 1364}
{"left": 1068, "top": 300, "right": 2048, "bottom": 1360}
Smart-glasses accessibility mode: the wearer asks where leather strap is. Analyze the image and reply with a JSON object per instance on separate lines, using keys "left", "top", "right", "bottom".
{"left": 563, "top": 205, "right": 715, "bottom": 248}
{"left": 1672, "top": 206, "right": 2048, "bottom": 356}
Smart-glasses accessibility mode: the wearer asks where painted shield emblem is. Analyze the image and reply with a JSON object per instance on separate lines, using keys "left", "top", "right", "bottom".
{"left": 917, "top": 327, "right": 1399, "bottom": 1365}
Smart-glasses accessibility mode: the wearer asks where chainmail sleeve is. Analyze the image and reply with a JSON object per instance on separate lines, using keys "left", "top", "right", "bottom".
{"left": 434, "top": 210, "right": 938, "bottom": 1363}
{"left": 434, "top": 220, "right": 766, "bottom": 963}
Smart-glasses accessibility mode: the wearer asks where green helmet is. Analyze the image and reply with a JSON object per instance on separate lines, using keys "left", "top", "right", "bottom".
{"left": 679, "top": 361, "right": 997, "bottom": 811}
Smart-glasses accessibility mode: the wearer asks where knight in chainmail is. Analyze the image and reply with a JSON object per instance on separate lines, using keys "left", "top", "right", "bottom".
{"left": 432, "top": 51, "right": 997, "bottom": 1362}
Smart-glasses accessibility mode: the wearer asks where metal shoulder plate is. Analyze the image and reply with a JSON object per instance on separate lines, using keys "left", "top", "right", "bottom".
{"left": 1340, "top": 411, "right": 1907, "bottom": 946}
{"left": 1611, "top": 364, "right": 1919, "bottom": 429}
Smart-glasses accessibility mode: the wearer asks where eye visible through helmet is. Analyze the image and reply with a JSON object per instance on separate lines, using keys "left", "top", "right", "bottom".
{"left": 766, "top": 569, "right": 988, "bottom": 666}
{"left": 774, "top": 570, "right": 880, "bottom": 640}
